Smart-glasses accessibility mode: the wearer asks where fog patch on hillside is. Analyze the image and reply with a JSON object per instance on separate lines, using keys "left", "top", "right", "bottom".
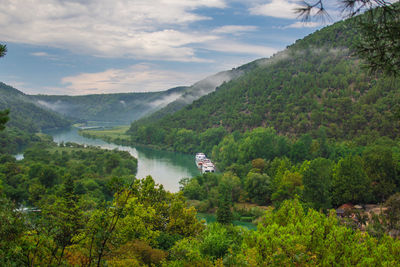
{"left": 148, "top": 92, "right": 183, "bottom": 108}
{"left": 177, "top": 70, "right": 242, "bottom": 105}
{"left": 257, "top": 50, "right": 290, "bottom": 67}
{"left": 36, "top": 100, "right": 74, "bottom": 115}
{"left": 257, "top": 47, "right": 350, "bottom": 68}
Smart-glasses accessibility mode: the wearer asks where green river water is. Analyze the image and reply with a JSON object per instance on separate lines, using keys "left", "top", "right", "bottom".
{"left": 48, "top": 127, "right": 200, "bottom": 192}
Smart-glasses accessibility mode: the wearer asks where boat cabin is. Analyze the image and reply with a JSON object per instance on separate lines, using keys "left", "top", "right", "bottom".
{"left": 195, "top": 153, "right": 206, "bottom": 162}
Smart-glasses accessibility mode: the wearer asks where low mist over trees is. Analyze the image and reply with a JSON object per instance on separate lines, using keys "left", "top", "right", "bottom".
{"left": 297, "top": 0, "right": 400, "bottom": 75}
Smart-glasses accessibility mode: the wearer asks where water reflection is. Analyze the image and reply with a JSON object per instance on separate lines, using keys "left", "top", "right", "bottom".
{"left": 47, "top": 127, "right": 200, "bottom": 192}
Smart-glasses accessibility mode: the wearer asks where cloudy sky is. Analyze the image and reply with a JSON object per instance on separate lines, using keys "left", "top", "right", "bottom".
{"left": 0, "top": 0, "right": 341, "bottom": 95}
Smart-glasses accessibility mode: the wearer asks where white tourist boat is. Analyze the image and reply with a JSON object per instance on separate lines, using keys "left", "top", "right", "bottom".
{"left": 202, "top": 162, "right": 215, "bottom": 173}
{"left": 195, "top": 153, "right": 216, "bottom": 173}
{"left": 195, "top": 153, "right": 206, "bottom": 168}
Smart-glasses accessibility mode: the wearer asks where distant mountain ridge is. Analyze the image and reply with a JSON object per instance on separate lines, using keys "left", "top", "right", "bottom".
{"left": 32, "top": 86, "right": 189, "bottom": 124}
{"left": 0, "top": 64, "right": 249, "bottom": 130}
{"left": 29, "top": 68, "right": 249, "bottom": 124}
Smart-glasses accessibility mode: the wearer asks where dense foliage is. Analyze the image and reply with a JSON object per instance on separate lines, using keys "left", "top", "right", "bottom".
{"left": 0, "top": 109, "right": 8, "bottom": 131}
{"left": 0, "top": 140, "right": 137, "bottom": 205}
{"left": 180, "top": 128, "right": 400, "bottom": 212}
{"left": 0, "top": 174, "right": 203, "bottom": 266}
{"left": 2, "top": 175, "right": 400, "bottom": 267}
{"left": 0, "top": 127, "right": 41, "bottom": 155}
{"left": 169, "top": 199, "right": 400, "bottom": 266}
{"left": 128, "top": 15, "right": 399, "bottom": 154}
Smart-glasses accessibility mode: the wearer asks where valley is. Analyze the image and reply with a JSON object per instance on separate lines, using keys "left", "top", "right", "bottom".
{"left": 1, "top": 2, "right": 400, "bottom": 266}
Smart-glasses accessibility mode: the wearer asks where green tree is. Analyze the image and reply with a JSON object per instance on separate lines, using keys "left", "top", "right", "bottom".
{"left": 39, "top": 187, "right": 84, "bottom": 265}
{"left": 237, "top": 198, "right": 400, "bottom": 266}
{"left": 200, "top": 127, "right": 227, "bottom": 154}
{"left": 212, "top": 135, "right": 239, "bottom": 170}
{"left": 251, "top": 158, "right": 267, "bottom": 173}
{"left": 271, "top": 170, "right": 303, "bottom": 204}
{"left": 0, "top": 44, "right": 6, "bottom": 58}
{"left": 220, "top": 172, "right": 242, "bottom": 202}
{"left": 384, "top": 193, "right": 400, "bottom": 236}
{"left": 245, "top": 171, "right": 273, "bottom": 205}
{"left": 174, "top": 128, "right": 199, "bottom": 153}
{"left": 290, "top": 134, "right": 313, "bottom": 163}
{"left": 238, "top": 127, "right": 280, "bottom": 163}
{"left": 0, "top": 197, "right": 26, "bottom": 266}
{"left": 216, "top": 182, "right": 233, "bottom": 224}
{"left": 0, "top": 47, "right": 10, "bottom": 137}
{"left": 0, "top": 110, "right": 9, "bottom": 131}
{"left": 199, "top": 223, "right": 238, "bottom": 260}
{"left": 0, "top": 43, "right": 8, "bottom": 131}
{"left": 363, "top": 145, "right": 397, "bottom": 202}
{"left": 169, "top": 238, "right": 209, "bottom": 265}
{"left": 180, "top": 178, "right": 203, "bottom": 200}
{"left": 302, "top": 157, "right": 334, "bottom": 210}
{"left": 332, "top": 155, "right": 371, "bottom": 205}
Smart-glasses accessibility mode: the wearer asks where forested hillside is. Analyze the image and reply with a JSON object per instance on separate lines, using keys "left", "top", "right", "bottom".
{"left": 124, "top": 68, "right": 249, "bottom": 125}
{"left": 0, "top": 82, "right": 70, "bottom": 132}
{"left": 0, "top": 82, "right": 71, "bottom": 153}
{"left": 128, "top": 18, "right": 400, "bottom": 152}
{"left": 32, "top": 86, "right": 188, "bottom": 124}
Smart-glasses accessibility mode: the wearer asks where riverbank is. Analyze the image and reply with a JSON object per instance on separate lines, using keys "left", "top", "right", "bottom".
{"left": 79, "top": 125, "right": 177, "bottom": 152}
{"left": 79, "top": 125, "right": 131, "bottom": 144}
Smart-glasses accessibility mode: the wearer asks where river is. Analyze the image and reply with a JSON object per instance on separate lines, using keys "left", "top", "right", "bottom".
{"left": 47, "top": 127, "right": 200, "bottom": 192}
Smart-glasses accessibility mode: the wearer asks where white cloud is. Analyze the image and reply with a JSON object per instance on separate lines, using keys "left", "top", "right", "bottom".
{"left": 59, "top": 63, "right": 208, "bottom": 95}
{"left": 31, "top": 52, "right": 50, "bottom": 57}
{"left": 249, "top": 0, "right": 301, "bottom": 19}
{"left": 282, "top": 21, "right": 325, "bottom": 29}
{"left": 0, "top": 0, "right": 286, "bottom": 65}
{"left": 212, "top": 25, "right": 258, "bottom": 35}
{"left": 0, "top": 0, "right": 226, "bottom": 62}
{"left": 30, "top": 51, "right": 61, "bottom": 61}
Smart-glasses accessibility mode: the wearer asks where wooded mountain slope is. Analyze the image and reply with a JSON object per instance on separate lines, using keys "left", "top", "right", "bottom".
{"left": 0, "top": 82, "right": 71, "bottom": 153}
{"left": 128, "top": 18, "right": 400, "bottom": 149}
{"left": 124, "top": 68, "right": 250, "bottom": 125}
{"left": 0, "top": 82, "right": 70, "bottom": 133}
